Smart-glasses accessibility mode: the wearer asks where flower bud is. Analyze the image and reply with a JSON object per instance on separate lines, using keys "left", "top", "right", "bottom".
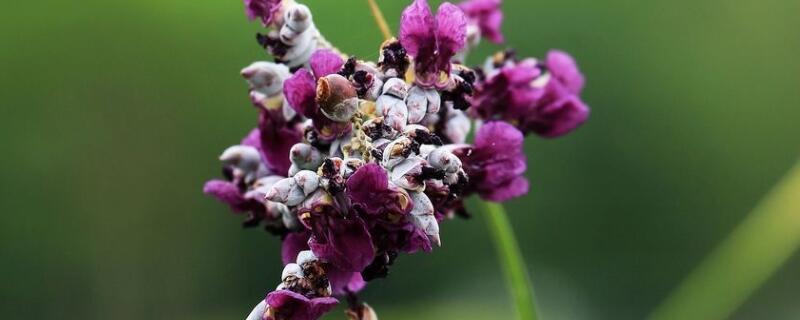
{"left": 381, "top": 77, "right": 408, "bottom": 99}
{"left": 281, "top": 263, "right": 304, "bottom": 281}
{"left": 383, "top": 99, "right": 408, "bottom": 132}
{"left": 427, "top": 147, "right": 462, "bottom": 174}
{"left": 241, "top": 61, "right": 291, "bottom": 100}
{"left": 219, "top": 145, "right": 263, "bottom": 184}
{"left": 346, "top": 303, "right": 379, "bottom": 320}
{"left": 270, "top": 202, "right": 298, "bottom": 230}
{"left": 409, "top": 191, "right": 440, "bottom": 247}
{"left": 293, "top": 170, "right": 320, "bottom": 196}
{"left": 296, "top": 250, "right": 318, "bottom": 266}
{"left": 284, "top": 4, "right": 313, "bottom": 33}
{"left": 406, "top": 86, "right": 441, "bottom": 124}
{"left": 316, "top": 73, "right": 359, "bottom": 121}
{"left": 265, "top": 177, "right": 305, "bottom": 206}
{"left": 219, "top": 145, "right": 261, "bottom": 172}
{"left": 444, "top": 109, "right": 471, "bottom": 144}
{"left": 290, "top": 143, "right": 324, "bottom": 170}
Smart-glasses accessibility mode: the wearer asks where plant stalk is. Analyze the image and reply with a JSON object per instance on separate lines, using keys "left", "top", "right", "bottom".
{"left": 366, "top": 0, "right": 393, "bottom": 41}
{"left": 484, "top": 201, "right": 539, "bottom": 320}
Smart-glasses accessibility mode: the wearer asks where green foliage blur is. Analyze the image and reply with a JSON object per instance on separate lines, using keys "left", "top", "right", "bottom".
{"left": 1, "top": 0, "right": 799, "bottom": 319}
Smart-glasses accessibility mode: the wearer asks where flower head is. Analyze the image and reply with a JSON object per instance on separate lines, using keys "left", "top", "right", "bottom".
{"left": 210, "top": 1, "right": 592, "bottom": 319}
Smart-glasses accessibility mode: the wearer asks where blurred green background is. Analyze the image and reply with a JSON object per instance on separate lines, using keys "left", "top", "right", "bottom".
{"left": 1, "top": 0, "right": 799, "bottom": 319}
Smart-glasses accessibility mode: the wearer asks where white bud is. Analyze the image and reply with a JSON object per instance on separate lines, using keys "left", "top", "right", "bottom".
{"left": 284, "top": 4, "right": 312, "bottom": 33}
{"left": 288, "top": 164, "right": 301, "bottom": 177}
{"left": 409, "top": 191, "right": 440, "bottom": 247}
{"left": 281, "top": 263, "right": 304, "bottom": 281}
{"left": 265, "top": 177, "right": 305, "bottom": 206}
{"left": 269, "top": 202, "right": 298, "bottom": 230}
{"left": 296, "top": 250, "right": 317, "bottom": 266}
{"left": 219, "top": 145, "right": 261, "bottom": 171}
{"left": 427, "top": 147, "right": 462, "bottom": 174}
{"left": 241, "top": 62, "right": 291, "bottom": 98}
{"left": 290, "top": 143, "right": 323, "bottom": 170}
{"left": 383, "top": 99, "right": 408, "bottom": 132}
{"left": 381, "top": 78, "right": 408, "bottom": 99}
{"left": 365, "top": 77, "right": 383, "bottom": 101}
{"left": 293, "top": 170, "right": 320, "bottom": 195}
{"left": 406, "top": 86, "right": 441, "bottom": 124}
{"left": 444, "top": 109, "right": 471, "bottom": 144}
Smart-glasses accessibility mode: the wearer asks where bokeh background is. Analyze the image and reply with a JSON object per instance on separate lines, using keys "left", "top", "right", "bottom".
{"left": 1, "top": 0, "right": 799, "bottom": 319}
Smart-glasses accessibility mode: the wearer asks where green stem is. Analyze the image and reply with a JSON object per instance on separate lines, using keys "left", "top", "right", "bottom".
{"left": 484, "top": 201, "right": 538, "bottom": 320}
{"left": 649, "top": 160, "right": 800, "bottom": 320}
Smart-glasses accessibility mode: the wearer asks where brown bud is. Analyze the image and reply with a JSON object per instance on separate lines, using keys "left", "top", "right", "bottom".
{"left": 346, "top": 303, "right": 379, "bottom": 320}
{"left": 316, "top": 74, "right": 359, "bottom": 121}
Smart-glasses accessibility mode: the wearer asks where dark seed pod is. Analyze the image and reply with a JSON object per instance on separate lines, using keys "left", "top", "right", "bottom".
{"left": 316, "top": 74, "right": 359, "bottom": 121}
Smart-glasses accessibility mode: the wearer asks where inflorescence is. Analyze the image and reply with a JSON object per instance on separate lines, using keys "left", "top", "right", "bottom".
{"left": 204, "top": 0, "right": 589, "bottom": 319}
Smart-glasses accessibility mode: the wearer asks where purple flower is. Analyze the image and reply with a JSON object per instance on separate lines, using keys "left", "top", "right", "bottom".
{"left": 456, "top": 121, "right": 529, "bottom": 201}
{"left": 284, "top": 50, "right": 351, "bottom": 140}
{"left": 471, "top": 50, "right": 590, "bottom": 137}
{"left": 346, "top": 164, "right": 413, "bottom": 216}
{"left": 244, "top": 0, "right": 282, "bottom": 26}
{"left": 400, "top": 0, "right": 467, "bottom": 88}
{"left": 264, "top": 290, "right": 338, "bottom": 320}
{"left": 458, "top": 0, "right": 504, "bottom": 44}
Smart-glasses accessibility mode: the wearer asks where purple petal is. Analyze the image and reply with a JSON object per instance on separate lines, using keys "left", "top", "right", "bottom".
{"left": 203, "top": 180, "right": 260, "bottom": 212}
{"left": 474, "top": 120, "right": 523, "bottom": 156}
{"left": 283, "top": 69, "right": 318, "bottom": 118}
{"left": 346, "top": 164, "right": 413, "bottom": 216}
{"left": 400, "top": 0, "right": 436, "bottom": 59}
{"left": 281, "top": 231, "right": 311, "bottom": 265}
{"left": 482, "top": 175, "right": 529, "bottom": 201}
{"left": 308, "top": 215, "right": 375, "bottom": 272}
{"left": 241, "top": 128, "right": 262, "bottom": 151}
{"left": 258, "top": 111, "right": 301, "bottom": 175}
{"left": 546, "top": 50, "right": 585, "bottom": 94}
{"left": 265, "top": 290, "right": 338, "bottom": 320}
{"left": 309, "top": 49, "right": 344, "bottom": 79}
{"left": 324, "top": 266, "right": 366, "bottom": 295}
{"left": 528, "top": 94, "right": 590, "bottom": 138}
{"left": 459, "top": 0, "right": 504, "bottom": 43}
{"left": 244, "top": 0, "right": 282, "bottom": 26}
{"left": 434, "top": 2, "right": 468, "bottom": 60}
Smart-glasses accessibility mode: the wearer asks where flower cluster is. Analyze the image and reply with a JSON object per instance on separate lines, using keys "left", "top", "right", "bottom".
{"left": 204, "top": 0, "right": 589, "bottom": 319}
